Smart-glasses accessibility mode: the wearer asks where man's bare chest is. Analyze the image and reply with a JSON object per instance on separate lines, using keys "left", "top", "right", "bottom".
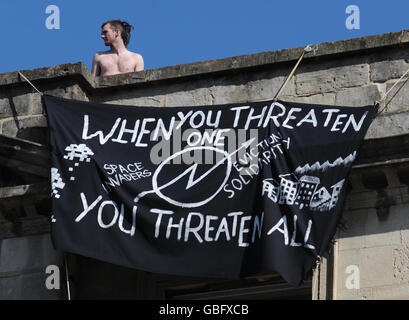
{"left": 99, "top": 55, "right": 135, "bottom": 73}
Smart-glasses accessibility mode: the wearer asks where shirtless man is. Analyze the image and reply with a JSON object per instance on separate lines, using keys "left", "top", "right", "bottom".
{"left": 91, "top": 20, "right": 144, "bottom": 77}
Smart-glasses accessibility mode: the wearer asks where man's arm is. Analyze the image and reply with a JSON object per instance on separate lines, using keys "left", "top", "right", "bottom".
{"left": 134, "top": 54, "right": 144, "bottom": 72}
{"left": 91, "top": 53, "right": 101, "bottom": 77}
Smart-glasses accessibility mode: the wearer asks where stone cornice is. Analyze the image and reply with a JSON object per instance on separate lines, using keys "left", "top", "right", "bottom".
{"left": 1, "top": 29, "right": 409, "bottom": 91}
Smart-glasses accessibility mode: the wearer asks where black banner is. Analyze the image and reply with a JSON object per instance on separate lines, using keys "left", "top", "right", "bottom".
{"left": 44, "top": 95, "right": 377, "bottom": 286}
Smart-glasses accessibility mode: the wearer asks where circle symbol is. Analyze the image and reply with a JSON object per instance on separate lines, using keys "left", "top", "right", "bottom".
{"left": 152, "top": 146, "right": 232, "bottom": 208}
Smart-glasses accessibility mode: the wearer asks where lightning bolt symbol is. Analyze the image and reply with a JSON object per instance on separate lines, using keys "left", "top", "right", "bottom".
{"left": 185, "top": 137, "right": 255, "bottom": 189}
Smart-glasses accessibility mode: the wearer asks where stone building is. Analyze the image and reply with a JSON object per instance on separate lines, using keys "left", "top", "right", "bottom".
{"left": 1, "top": 29, "right": 409, "bottom": 299}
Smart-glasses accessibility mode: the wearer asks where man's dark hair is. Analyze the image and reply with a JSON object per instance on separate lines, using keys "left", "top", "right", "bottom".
{"left": 102, "top": 20, "right": 134, "bottom": 47}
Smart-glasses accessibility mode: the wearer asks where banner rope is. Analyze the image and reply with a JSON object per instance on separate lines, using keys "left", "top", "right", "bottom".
{"left": 375, "top": 66, "right": 409, "bottom": 116}
{"left": 64, "top": 253, "right": 72, "bottom": 300}
{"left": 18, "top": 72, "right": 43, "bottom": 95}
{"left": 273, "top": 45, "right": 313, "bottom": 101}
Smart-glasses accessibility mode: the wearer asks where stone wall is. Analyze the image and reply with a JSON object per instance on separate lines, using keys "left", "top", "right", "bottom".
{"left": 0, "top": 234, "right": 62, "bottom": 299}
{"left": 329, "top": 162, "right": 409, "bottom": 299}
{"left": 1, "top": 29, "right": 409, "bottom": 299}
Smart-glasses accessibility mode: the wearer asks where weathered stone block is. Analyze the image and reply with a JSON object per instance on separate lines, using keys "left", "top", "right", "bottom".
{"left": 359, "top": 283, "right": 409, "bottom": 299}
{"left": 0, "top": 115, "right": 47, "bottom": 142}
{"left": 383, "top": 167, "right": 404, "bottom": 188}
{"left": 337, "top": 209, "right": 368, "bottom": 251}
{"left": 363, "top": 205, "right": 408, "bottom": 248}
{"left": 353, "top": 246, "right": 394, "bottom": 288}
{"left": 370, "top": 59, "right": 409, "bottom": 82}
{"left": 99, "top": 85, "right": 166, "bottom": 107}
{"left": 247, "top": 75, "right": 295, "bottom": 101}
{"left": 165, "top": 87, "right": 213, "bottom": 107}
{"left": 366, "top": 111, "right": 409, "bottom": 139}
{"left": 11, "top": 93, "right": 43, "bottom": 117}
{"left": 335, "top": 246, "right": 394, "bottom": 299}
{"left": 45, "top": 84, "right": 89, "bottom": 101}
{"left": 280, "top": 93, "right": 336, "bottom": 106}
{"left": 340, "top": 205, "right": 409, "bottom": 251}
{"left": 335, "top": 85, "right": 383, "bottom": 107}
{"left": 0, "top": 234, "right": 62, "bottom": 274}
{"left": 295, "top": 64, "right": 369, "bottom": 95}
{"left": 334, "top": 247, "right": 361, "bottom": 298}
{"left": 364, "top": 227, "right": 401, "bottom": 249}
{"left": 0, "top": 97, "right": 11, "bottom": 119}
{"left": 0, "top": 272, "right": 62, "bottom": 300}
{"left": 209, "top": 83, "right": 249, "bottom": 105}
{"left": 393, "top": 244, "right": 409, "bottom": 284}
{"left": 334, "top": 283, "right": 362, "bottom": 300}
{"left": 380, "top": 80, "right": 409, "bottom": 113}
{"left": 400, "top": 227, "right": 409, "bottom": 244}
{"left": 344, "top": 190, "right": 378, "bottom": 211}
{"left": 104, "top": 96, "right": 165, "bottom": 107}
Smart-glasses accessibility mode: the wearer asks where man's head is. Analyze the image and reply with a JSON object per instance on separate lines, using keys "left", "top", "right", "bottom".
{"left": 101, "top": 20, "right": 133, "bottom": 47}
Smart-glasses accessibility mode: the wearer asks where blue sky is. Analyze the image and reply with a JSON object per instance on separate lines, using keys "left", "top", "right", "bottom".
{"left": 0, "top": 0, "right": 408, "bottom": 74}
